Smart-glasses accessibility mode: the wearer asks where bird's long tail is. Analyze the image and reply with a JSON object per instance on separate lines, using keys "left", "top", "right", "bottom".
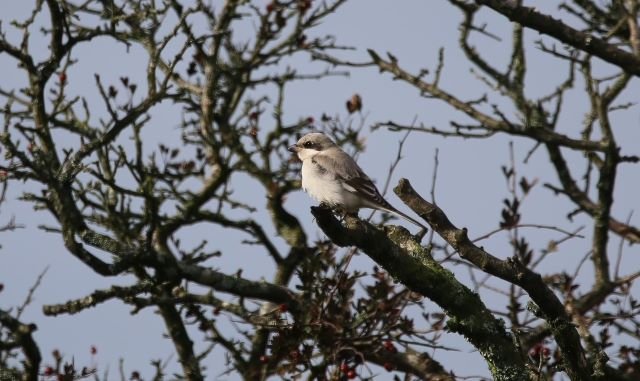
{"left": 381, "top": 205, "right": 428, "bottom": 231}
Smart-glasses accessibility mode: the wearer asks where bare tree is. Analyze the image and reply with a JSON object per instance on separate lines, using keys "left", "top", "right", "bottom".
{"left": 0, "top": 1, "right": 638, "bottom": 381}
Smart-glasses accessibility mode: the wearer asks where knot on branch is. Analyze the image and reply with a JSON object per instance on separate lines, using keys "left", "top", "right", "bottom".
{"left": 526, "top": 301, "right": 542, "bottom": 318}
{"left": 18, "top": 322, "right": 38, "bottom": 335}
{"left": 394, "top": 178, "right": 435, "bottom": 217}
{"left": 453, "top": 228, "right": 469, "bottom": 244}
{"left": 506, "top": 256, "right": 527, "bottom": 279}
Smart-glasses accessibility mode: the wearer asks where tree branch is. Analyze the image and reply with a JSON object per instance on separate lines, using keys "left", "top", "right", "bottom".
{"left": 310, "top": 206, "right": 531, "bottom": 381}
{"left": 367, "top": 49, "right": 606, "bottom": 152}
{"left": 177, "top": 263, "right": 300, "bottom": 313}
{"left": 393, "top": 179, "right": 592, "bottom": 381}
{"left": 0, "top": 310, "right": 41, "bottom": 381}
{"left": 474, "top": 0, "right": 640, "bottom": 76}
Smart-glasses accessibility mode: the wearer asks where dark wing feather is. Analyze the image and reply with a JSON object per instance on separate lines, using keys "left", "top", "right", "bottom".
{"left": 343, "top": 176, "right": 395, "bottom": 210}
{"left": 312, "top": 149, "right": 426, "bottom": 229}
{"left": 312, "top": 149, "right": 393, "bottom": 210}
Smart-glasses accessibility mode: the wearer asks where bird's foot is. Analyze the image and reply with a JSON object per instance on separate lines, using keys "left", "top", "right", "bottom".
{"left": 340, "top": 211, "right": 360, "bottom": 223}
{"left": 318, "top": 201, "right": 333, "bottom": 211}
{"left": 323, "top": 204, "right": 357, "bottom": 223}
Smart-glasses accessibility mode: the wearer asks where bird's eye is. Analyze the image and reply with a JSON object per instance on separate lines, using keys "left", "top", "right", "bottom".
{"left": 303, "top": 141, "right": 314, "bottom": 148}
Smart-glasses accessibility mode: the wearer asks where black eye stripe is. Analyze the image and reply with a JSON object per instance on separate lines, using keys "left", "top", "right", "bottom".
{"left": 303, "top": 141, "right": 314, "bottom": 148}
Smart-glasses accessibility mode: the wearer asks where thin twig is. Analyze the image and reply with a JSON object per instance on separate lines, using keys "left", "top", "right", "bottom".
{"left": 367, "top": 118, "right": 414, "bottom": 222}
{"left": 16, "top": 266, "right": 49, "bottom": 320}
{"left": 615, "top": 211, "right": 634, "bottom": 279}
{"left": 472, "top": 224, "right": 585, "bottom": 243}
{"left": 428, "top": 148, "right": 440, "bottom": 245}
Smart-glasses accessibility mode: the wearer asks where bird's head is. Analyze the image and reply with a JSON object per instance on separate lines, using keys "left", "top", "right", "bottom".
{"left": 288, "top": 133, "right": 337, "bottom": 161}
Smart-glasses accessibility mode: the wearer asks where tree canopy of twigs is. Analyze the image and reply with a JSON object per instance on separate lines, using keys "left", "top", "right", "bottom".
{"left": 1, "top": 1, "right": 639, "bottom": 381}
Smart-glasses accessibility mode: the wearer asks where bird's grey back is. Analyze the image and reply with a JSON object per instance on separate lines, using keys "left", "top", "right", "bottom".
{"left": 313, "top": 146, "right": 368, "bottom": 181}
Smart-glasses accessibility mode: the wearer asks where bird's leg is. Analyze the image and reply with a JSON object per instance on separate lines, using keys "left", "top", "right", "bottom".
{"left": 318, "top": 201, "right": 333, "bottom": 211}
{"left": 332, "top": 205, "right": 348, "bottom": 222}
{"left": 317, "top": 202, "right": 359, "bottom": 223}
{"left": 343, "top": 211, "right": 359, "bottom": 222}
{"left": 318, "top": 202, "right": 344, "bottom": 220}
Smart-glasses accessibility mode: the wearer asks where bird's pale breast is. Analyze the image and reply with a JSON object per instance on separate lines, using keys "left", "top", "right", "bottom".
{"left": 301, "top": 159, "right": 361, "bottom": 211}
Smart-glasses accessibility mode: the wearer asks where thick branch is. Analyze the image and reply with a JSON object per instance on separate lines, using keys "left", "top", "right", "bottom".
{"left": 393, "top": 179, "right": 591, "bottom": 381}
{"left": 311, "top": 206, "right": 531, "bottom": 381}
{"left": 474, "top": 0, "right": 640, "bottom": 76}
{"left": 366, "top": 348, "right": 455, "bottom": 381}
{"left": 0, "top": 310, "right": 41, "bottom": 381}
{"left": 177, "top": 263, "right": 300, "bottom": 313}
{"left": 42, "top": 282, "right": 155, "bottom": 316}
{"left": 157, "top": 300, "right": 203, "bottom": 381}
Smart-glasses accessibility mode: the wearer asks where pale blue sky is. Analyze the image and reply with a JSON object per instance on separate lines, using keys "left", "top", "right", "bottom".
{"left": 1, "top": 1, "right": 639, "bottom": 379}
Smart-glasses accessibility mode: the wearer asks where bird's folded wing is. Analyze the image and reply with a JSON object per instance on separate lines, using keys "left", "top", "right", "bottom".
{"left": 312, "top": 151, "right": 393, "bottom": 210}
{"left": 343, "top": 176, "right": 394, "bottom": 210}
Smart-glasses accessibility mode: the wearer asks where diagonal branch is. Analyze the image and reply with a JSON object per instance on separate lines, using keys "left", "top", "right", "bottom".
{"left": 177, "top": 263, "right": 301, "bottom": 313}
{"left": 155, "top": 298, "right": 203, "bottom": 381}
{"left": 310, "top": 206, "right": 531, "bottom": 381}
{"left": 474, "top": 0, "right": 640, "bottom": 76}
{"left": 367, "top": 49, "right": 606, "bottom": 152}
{"left": 42, "top": 282, "right": 155, "bottom": 316}
{"left": 393, "top": 179, "right": 592, "bottom": 381}
{"left": 545, "top": 143, "right": 640, "bottom": 244}
{"left": 0, "top": 310, "right": 41, "bottom": 381}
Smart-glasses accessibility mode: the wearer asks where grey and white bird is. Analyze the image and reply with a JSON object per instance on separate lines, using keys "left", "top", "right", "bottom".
{"left": 288, "top": 132, "right": 426, "bottom": 230}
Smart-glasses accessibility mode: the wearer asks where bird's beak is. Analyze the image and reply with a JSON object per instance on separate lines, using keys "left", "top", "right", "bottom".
{"left": 288, "top": 144, "right": 299, "bottom": 153}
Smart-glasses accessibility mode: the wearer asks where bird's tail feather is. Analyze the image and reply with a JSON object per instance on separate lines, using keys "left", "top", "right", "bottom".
{"left": 380, "top": 206, "right": 427, "bottom": 230}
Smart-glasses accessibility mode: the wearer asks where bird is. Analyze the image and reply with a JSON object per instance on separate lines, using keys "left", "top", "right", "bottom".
{"left": 288, "top": 132, "right": 426, "bottom": 230}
